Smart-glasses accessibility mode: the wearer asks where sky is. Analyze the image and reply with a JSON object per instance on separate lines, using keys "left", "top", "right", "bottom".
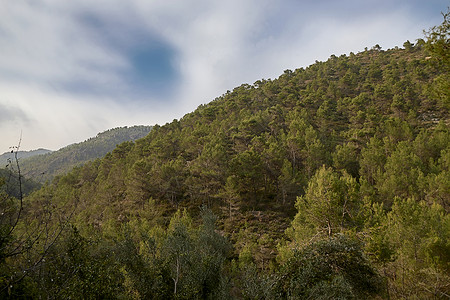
{"left": 0, "top": 0, "right": 447, "bottom": 152}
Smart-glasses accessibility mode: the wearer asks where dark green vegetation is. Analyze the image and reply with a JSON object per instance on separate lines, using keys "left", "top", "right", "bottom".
{"left": 0, "top": 169, "right": 40, "bottom": 199}
{"left": 1, "top": 13, "right": 449, "bottom": 299}
{"left": 17, "top": 125, "right": 152, "bottom": 183}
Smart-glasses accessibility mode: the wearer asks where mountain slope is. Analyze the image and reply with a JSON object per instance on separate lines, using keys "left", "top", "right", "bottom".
{"left": 19, "top": 125, "right": 152, "bottom": 182}
{"left": 0, "top": 148, "right": 52, "bottom": 165}
{"left": 0, "top": 168, "right": 41, "bottom": 199}
{"left": 12, "top": 20, "right": 450, "bottom": 298}
{"left": 30, "top": 42, "right": 448, "bottom": 242}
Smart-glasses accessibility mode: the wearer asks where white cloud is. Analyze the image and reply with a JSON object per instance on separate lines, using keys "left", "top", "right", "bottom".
{"left": 0, "top": 0, "right": 445, "bottom": 151}
{"left": 0, "top": 1, "right": 129, "bottom": 91}
{"left": 0, "top": 81, "right": 166, "bottom": 151}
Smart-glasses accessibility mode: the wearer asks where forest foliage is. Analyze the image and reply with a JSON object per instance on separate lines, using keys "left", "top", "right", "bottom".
{"left": 1, "top": 12, "right": 449, "bottom": 299}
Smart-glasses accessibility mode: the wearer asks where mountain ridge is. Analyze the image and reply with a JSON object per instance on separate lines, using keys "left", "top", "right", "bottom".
{"left": 0, "top": 148, "right": 52, "bottom": 165}
{"left": 11, "top": 125, "right": 152, "bottom": 183}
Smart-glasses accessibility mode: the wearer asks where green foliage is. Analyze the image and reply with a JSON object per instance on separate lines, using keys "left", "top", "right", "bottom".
{"left": 378, "top": 141, "right": 424, "bottom": 202}
{"left": 237, "top": 263, "right": 277, "bottom": 300}
{"left": 38, "top": 37, "right": 445, "bottom": 239}
{"left": 0, "top": 168, "right": 41, "bottom": 199}
{"left": 31, "top": 226, "right": 124, "bottom": 299}
{"left": 424, "top": 8, "right": 449, "bottom": 71}
{"left": 116, "top": 208, "right": 232, "bottom": 299}
{"left": 424, "top": 8, "right": 450, "bottom": 110}
{"left": 286, "top": 166, "right": 362, "bottom": 245}
{"left": 0, "top": 184, "right": 15, "bottom": 297}
{"left": 332, "top": 142, "right": 360, "bottom": 178}
{"left": 364, "top": 198, "right": 450, "bottom": 298}
{"left": 276, "top": 235, "right": 384, "bottom": 300}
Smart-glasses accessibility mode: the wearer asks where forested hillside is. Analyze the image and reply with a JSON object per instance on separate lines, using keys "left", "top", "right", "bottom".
{"left": 0, "top": 148, "right": 52, "bottom": 165}
{"left": 1, "top": 13, "right": 448, "bottom": 299}
{"left": 0, "top": 168, "right": 40, "bottom": 199}
{"left": 18, "top": 125, "right": 152, "bottom": 183}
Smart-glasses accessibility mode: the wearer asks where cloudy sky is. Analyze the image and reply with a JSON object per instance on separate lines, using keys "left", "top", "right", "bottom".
{"left": 0, "top": 0, "right": 446, "bottom": 152}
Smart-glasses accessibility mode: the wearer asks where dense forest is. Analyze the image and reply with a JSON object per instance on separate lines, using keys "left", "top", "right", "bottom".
{"left": 0, "top": 13, "right": 449, "bottom": 299}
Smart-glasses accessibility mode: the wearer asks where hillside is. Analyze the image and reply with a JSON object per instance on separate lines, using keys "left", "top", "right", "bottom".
{"left": 44, "top": 41, "right": 447, "bottom": 223}
{"left": 1, "top": 14, "right": 449, "bottom": 299}
{"left": 18, "top": 125, "right": 152, "bottom": 182}
{"left": 0, "top": 168, "right": 41, "bottom": 199}
{"left": 0, "top": 148, "right": 52, "bottom": 165}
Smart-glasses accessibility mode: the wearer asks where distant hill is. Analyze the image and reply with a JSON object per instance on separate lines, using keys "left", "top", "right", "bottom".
{"left": 0, "top": 149, "right": 50, "bottom": 198}
{"left": 19, "top": 125, "right": 152, "bottom": 182}
{"left": 0, "top": 148, "right": 52, "bottom": 166}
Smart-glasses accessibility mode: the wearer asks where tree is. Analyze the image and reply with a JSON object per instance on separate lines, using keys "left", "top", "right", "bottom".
{"left": 230, "top": 149, "right": 265, "bottom": 204}
{"left": 286, "top": 113, "right": 326, "bottom": 178}
{"left": 115, "top": 222, "right": 171, "bottom": 299}
{"left": 0, "top": 142, "right": 69, "bottom": 298}
{"left": 366, "top": 198, "right": 450, "bottom": 299}
{"left": 377, "top": 141, "right": 424, "bottom": 204}
{"left": 149, "top": 158, "right": 187, "bottom": 207}
{"left": 31, "top": 226, "right": 124, "bottom": 299}
{"left": 277, "top": 159, "right": 303, "bottom": 205}
{"left": 424, "top": 8, "right": 449, "bottom": 70}
{"left": 424, "top": 8, "right": 449, "bottom": 110}
{"left": 160, "top": 208, "right": 231, "bottom": 299}
{"left": 403, "top": 40, "right": 414, "bottom": 51}
{"left": 194, "top": 208, "right": 232, "bottom": 298}
{"left": 359, "top": 137, "right": 386, "bottom": 186}
{"left": 219, "top": 175, "right": 241, "bottom": 224}
{"left": 332, "top": 142, "right": 360, "bottom": 178}
{"left": 286, "top": 166, "right": 362, "bottom": 245}
{"left": 276, "top": 235, "right": 385, "bottom": 299}
{"left": 425, "top": 148, "right": 450, "bottom": 210}
{"left": 184, "top": 134, "right": 230, "bottom": 207}
{"left": 163, "top": 212, "right": 194, "bottom": 297}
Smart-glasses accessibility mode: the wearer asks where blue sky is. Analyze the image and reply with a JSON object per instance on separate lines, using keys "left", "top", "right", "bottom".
{"left": 0, "top": 0, "right": 447, "bottom": 151}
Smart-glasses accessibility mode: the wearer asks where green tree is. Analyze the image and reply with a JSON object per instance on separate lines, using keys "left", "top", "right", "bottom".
{"left": 286, "top": 166, "right": 362, "bottom": 247}
{"left": 220, "top": 175, "right": 241, "bottom": 224}
{"left": 332, "top": 142, "right": 360, "bottom": 178}
{"left": 163, "top": 213, "right": 195, "bottom": 297}
{"left": 424, "top": 148, "right": 450, "bottom": 210}
{"left": 230, "top": 149, "right": 265, "bottom": 204}
{"left": 161, "top": 208, "right": 231, "bottom": 299}
{"left": 32, "top": 226, "right": 124, "bottom": 299}
{"left": 384, "top": 198, "right": 449, "bottom": 298}
{"left": 149, "top": 158, "right": 187, "bottom": 207}
{"left": 184, "top": 134, "right": 230, "bottom": 207}
{"left": 276, "top": 235, "right": 385, "bottom": 299}
{"left": 378, "top": 141, "right": 424, "bottom": 203}
{"left": 277, "top": 159, "right": 303, "bottom": 205}
{"left": 424, "top": 8, "right": 449, "bottom": 110}
{"left": 403, "top": 40, "right": 414, "bottom": 51}
{"left": 286, "top": 113, "right": 326, "bottom": 178}
{"left": 359, "top": 137, "right": 386, "bottom": 186}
